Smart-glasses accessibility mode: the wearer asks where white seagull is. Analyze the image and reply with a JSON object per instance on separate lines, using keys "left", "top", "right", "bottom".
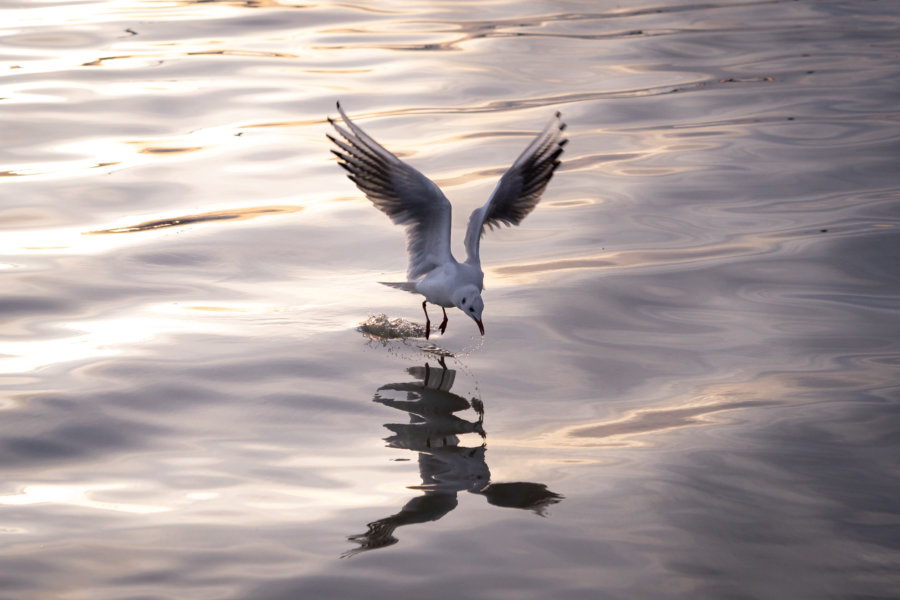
{"left": 328, "top": 102, "right": 566, "bottom": 339}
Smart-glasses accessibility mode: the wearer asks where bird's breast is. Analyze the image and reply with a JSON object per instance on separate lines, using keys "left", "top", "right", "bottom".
{"left": 415, "top": 266, "right": 459, "bottom": 307}
{"left": 416, "top": 281, "right": 454, "bottom": 307}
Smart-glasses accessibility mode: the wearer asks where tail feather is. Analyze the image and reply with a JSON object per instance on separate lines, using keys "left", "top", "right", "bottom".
{"left": 379, "top": 281, "right": 419, "bottom": 294}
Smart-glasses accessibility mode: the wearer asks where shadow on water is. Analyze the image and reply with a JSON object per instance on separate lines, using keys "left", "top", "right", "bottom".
{"left": 343, "top": 357, "right": 562, "bottom": 558}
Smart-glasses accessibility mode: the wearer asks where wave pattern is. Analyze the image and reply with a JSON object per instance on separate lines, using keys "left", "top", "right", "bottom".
{"left": 1, "top": 0, "right": 899, "bottom": 598}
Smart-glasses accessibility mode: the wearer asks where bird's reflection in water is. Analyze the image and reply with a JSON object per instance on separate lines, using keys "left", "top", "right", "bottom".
{"left": 344, "top": 357, "right": 562, "bottom": 557}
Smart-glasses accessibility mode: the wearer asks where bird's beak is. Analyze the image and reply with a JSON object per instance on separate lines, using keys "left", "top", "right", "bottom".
{"left": 476, "top": 319, "right": 484, "bottom": 336}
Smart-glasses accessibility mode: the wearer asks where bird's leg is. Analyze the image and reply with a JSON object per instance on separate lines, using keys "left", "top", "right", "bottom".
{"left": 439, "top": 306, "right": 449, "bottom": 335}
{"left": 422, "top": 300, "right": 431, "bottom": 339}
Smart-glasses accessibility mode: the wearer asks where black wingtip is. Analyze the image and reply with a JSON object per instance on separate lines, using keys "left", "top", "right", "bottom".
{"left": 336, "top": 100, "right": 342, "bottom": 109}
{"left": 558, "top": 138, "right": 569, "bottom": 147}
{"left": 327, "top": 117, "right": 335, "bottom": 126}
{"left": 559, "top": 122, "right": 568, "bottom": 132}
{"left": 555, "top": 110, "right": 561, "bottom": 118}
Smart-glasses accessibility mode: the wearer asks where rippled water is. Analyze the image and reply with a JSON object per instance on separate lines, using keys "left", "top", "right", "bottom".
{"left": 3, "top": 0, "right": 900, "bottom": 598}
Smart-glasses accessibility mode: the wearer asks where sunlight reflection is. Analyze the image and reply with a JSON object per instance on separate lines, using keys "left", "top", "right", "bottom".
{"left": 0, "top": 204, "right": 303, "bottom": 255}
{"left": 1, "top": 0, "right": 248, "bottom": 31}
{"left": 184, "top": 305, "right": 248, "bottom": 313}
{"left": 527, "top": 394, "right": 778, "bottom": 449}
{"left": 0, "top": 484, "right": 169, "bottom": 514}
{"left": 185, "top": 492, "right": 220, "bottom": 501}
{"left": 16, "top": 126, "right": 245, "bottom": 180}
{"left": 489, "top": 237, "right": 775, "bottom": 285}
{"left": 85, "top": 205, "right": 302, "bottom": 234}
{"left": 0, "top": 314, "right": 215, "bottom": 374}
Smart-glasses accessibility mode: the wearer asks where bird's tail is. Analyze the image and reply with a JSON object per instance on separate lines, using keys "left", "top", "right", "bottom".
{"left": 379, "top": 281, "right": 419, "bottom": 294}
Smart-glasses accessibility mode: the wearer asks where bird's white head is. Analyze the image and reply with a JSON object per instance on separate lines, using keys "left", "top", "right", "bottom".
{"left": 452, "top": 284, "right": 485, "bottom": 336}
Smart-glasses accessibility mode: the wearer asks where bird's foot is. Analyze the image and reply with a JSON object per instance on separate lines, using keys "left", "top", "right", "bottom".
{"left": 439, "top": 307, "right": 448, "bottom": 335}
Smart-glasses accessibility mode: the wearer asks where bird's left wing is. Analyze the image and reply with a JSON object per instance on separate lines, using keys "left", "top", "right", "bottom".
{"left": 328, "top": 102, "right": 452, "bottom": 280}
{"left": 464, "top": 112, "right": 567, "bottom": 265}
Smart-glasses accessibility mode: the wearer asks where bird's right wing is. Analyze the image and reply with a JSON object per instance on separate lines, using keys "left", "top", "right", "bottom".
{"left": 328, "top": 102, "right": 452, "bottom": 280}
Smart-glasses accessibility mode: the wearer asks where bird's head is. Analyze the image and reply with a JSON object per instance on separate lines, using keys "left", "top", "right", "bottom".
{"left": 452, "top": 285, "right": 484, "bottom": 336}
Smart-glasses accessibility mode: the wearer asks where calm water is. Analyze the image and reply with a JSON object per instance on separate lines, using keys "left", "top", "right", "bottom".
{"left": 2, "top": 0, "right": 900, "bottom": 598}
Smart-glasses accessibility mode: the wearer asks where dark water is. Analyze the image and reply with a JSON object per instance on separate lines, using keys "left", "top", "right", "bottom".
{"left": 2, "top": 0, "right": 900, "bottom": 598}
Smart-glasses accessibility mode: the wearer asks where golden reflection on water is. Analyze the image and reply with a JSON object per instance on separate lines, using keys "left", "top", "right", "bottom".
{"left": 524, "top": 352, "right": 900, "bottom": 451}
{"left": 0, "top": 484, "right": 170, "bottom": 515}
{"left": 85, "top": 204, "right": 301, "bottom": 234}
{"left": 1, "top": 125, "right": 249, "bottom": 181}
{"left": 3, "top": 0, "right": 255, "bottom": 29}
{"left": 490, "top": 239, "right": 772, "bottom": 284}
{"left": 550, "top": 397, "right": 771, "bottom": 448}
{"left": 0, "top": 205, "right": 303, "bottom": 256}
{"left": 0, "top": 313, "right": 215, "bottom": 374}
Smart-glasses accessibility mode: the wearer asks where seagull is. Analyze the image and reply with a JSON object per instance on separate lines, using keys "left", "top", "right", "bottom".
{"left": 328, "top": 102, "right": 566, "bottom": 339}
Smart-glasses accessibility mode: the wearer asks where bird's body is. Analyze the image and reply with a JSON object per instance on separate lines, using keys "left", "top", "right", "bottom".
{"left": 414, "top": 261, "right": 483, "bottom": 308}
{"left": 328, "top": 102, "right": 566, "bottom": 338}
{"left": 384, "top": 260, "right": 482, "bottom": 307}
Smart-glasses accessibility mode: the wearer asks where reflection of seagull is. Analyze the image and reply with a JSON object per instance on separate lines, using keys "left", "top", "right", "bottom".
{"left": 328, "top": 103, "right": 567, "bottom": 339}
{"left": 343, "top": 360, "right": 563, "bottom": 558}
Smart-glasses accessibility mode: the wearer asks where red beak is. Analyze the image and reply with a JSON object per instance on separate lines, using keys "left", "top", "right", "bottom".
{"left": 476, "top": 319, "right": 484, "bottom": 336}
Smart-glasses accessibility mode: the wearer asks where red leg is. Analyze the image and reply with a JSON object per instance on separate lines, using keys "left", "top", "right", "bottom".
{"left": 422, "top": 300, "right": 431, "bottom": 339}
{"left": 439, "top": 306, "right": 448, "bottom": 335}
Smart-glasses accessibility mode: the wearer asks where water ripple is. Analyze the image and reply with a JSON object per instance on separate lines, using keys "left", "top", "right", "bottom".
{"left": 85, "top": 205, "right": 301, "bottom": 234}
{"left": 3, "top": 0, "right": 900, "bottom": 598}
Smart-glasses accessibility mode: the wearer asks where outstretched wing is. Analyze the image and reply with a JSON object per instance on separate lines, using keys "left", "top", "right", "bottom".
{"left": 464, "top": 111, "right": 567, "bottom": 265}
{"left": 328, "top": 102, "right": 452, "bottom": 280}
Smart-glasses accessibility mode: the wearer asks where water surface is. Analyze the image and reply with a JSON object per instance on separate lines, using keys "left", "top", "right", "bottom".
{"left": 2, "top": 0, "right": 900, "bottom": 598}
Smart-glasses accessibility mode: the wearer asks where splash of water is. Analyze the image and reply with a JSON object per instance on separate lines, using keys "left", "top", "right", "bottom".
{"left": 358, "top": 314, "right": 426, "bottom": 341}
{"left": 358, "top": 314, "right": 487, "bottom": 360}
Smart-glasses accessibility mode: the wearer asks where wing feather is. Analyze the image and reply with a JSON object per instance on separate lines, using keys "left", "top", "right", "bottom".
{"left": 328, "top": 102, "right": 453, "bottom": 279}
{"left": 464, "top": 112, "right": 567, "bottom": 264}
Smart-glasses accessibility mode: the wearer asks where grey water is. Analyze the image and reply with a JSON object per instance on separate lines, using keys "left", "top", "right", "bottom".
{"left": 2, "top": 0, "right": 899, "bottom": 598}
